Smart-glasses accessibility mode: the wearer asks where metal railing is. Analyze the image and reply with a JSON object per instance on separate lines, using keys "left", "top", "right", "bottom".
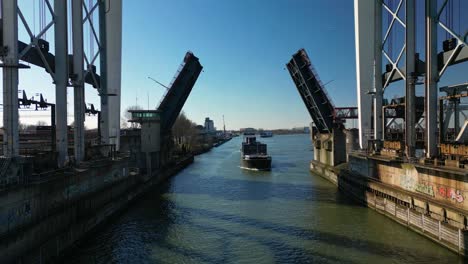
{"left": 157, "top": 60, "right": 187, "bottom": 109}
{"left": 308, "top": 62, "right": 336, "bottom": 110}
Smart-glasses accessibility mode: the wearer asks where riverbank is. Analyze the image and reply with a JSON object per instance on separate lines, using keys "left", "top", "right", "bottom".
{"left": 58, "top": 154, "right": 194, "bottom": 262}
{"left": 213, "top": 137, "right": 232, "bottom": 147}
{"left": 310, "top": 159, "right": 468, "bottom": 256}
{"left": 0, "top": 155, "right": 194, "bottom": 263}
{"left": 67, "top": 134, "right": 459, "bottom": 263}
{"left": 192, "top": 137, "right": 233, "bottom": 155}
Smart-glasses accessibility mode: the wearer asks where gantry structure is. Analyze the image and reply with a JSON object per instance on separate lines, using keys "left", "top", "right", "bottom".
{"left": 355, "top": 0, "right": 468, "bottom": 159}
{"left": 0, "top": 0, "right": 122, "bottom": 167}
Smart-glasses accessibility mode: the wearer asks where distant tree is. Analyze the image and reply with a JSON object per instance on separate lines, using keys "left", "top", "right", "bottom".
{"left": 120, "top": 116, "right": 128, "bottom": 129}
{"left": 18, "top": 122, "right": 27, "bottom": 132}
{"left": 172, "top": 112, "right": 198, "bottom": 152}
{"left": 70, "top": 120, "right": 88, "bottom": 130}
{"left": 19, "top": 122, "right": 34, "bottom": 132}
{"left": 36, "top": 121, "right": 47, "bottom": 126}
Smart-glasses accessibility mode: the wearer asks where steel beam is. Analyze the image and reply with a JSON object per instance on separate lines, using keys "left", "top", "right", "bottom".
{"left": 425, "top": 0, "right": 438, "bottom": 158}
{"left": 99, "top": 0, "right": 122, "bottom": 150}
{"left": 98, "top": 0, "right": 109, "bottom": 146}
{"left": 454, "top": 100, "right": 460, "bottom": 134}
{"left": 334, "top": 107, "right": 358, "bottom": 119}
{"left": 2, "top": 0, "right": 20, "bottom": 157}
{"left": 158, "top": 52, "right": 203, "bottom": 133}
{"left": 383, "top": 43, "right": 468, "bottom": 85}
{"left": 54, "top": 0, "right": 69, "bottom": 166}
{"left": 374, "top": 0, "right": 383, "bottom": 142}
{"left": 439, "top": 98, "right": 445, "bottom": 143}
{"left": 405, "top": 0, "right": 416, "bottom": 158}
{"left": 107, "top": 0, "right": 122, "bottom": 150}
{"left": 72, "top": 0, "right": 85, "bottom": 163}
{"left": 354, "top": 0, "right": 375, "bottom": 149}
{"left": 286, "top": 50, "right": 335, "bottom": 134}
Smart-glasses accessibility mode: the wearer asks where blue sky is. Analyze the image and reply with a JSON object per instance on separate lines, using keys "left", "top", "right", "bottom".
{"left": 3, "top": 0, "right": 468, "bottom": 130}
{"left": 121, "top": 0, "right": 358, "bottom": 130}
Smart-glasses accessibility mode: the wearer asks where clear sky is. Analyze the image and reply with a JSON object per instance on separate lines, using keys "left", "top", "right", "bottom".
{"left": 121, "top": 0, "right": 359, "bottom": 130}
{"left": 2, "top": 0, "right": 468, "bottom": 130}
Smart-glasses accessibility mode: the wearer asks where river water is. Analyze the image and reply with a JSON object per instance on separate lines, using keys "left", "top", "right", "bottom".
{"left": 69, "top": 134, "right": 461, "bottom": 263}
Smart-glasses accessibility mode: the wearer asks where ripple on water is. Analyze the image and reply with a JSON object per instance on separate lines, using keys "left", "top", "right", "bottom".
{"left": 67, "top": 135, "right": 462, "bottom": 264}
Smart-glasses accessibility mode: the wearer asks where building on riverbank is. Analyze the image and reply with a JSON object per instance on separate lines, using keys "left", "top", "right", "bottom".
{"left": 204, "top": 118, "right": 216, "bottom": 133}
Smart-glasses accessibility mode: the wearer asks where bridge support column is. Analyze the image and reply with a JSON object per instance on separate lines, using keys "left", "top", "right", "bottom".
{"left": 55, "top": 0, "right": 69, "bottom": 167}
{"left": 425, "top": 0, "right": 438, "bottom": 158}
{"left": 373, "top": 0, "right": 383, "bottom": 144}
{"left": 405, "top": 0, "right": 416, "bottom": 158}
{"left": 72, "top": 0, "right": 85, "bottom": 163}
{"left": 354, "top": 0, "right": 375, "bottom": 149}
{"left": 2, "top": 0, "right": 20, "bottom": 157}
{"left": 99, "top": 0, "right": 122, "bottom": 150}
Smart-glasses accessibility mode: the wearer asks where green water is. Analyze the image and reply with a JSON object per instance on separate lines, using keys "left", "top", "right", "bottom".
{"left": 69, "top": 134, "right": 461, "bottom": 263}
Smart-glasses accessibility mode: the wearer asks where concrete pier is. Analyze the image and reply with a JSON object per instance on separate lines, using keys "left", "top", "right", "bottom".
{"left": 310, "top": 156, "right": 468, "bottom": 255}
{"left": 0, "top": 155, "right": 194, "bottom": 263}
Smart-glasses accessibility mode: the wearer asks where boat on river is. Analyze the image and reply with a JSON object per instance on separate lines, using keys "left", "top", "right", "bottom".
{"left": 260, "top": 131, "right": 273, "bottom": 137}
{"left": 240, "top": 133, "right": 271, "bottom": 171}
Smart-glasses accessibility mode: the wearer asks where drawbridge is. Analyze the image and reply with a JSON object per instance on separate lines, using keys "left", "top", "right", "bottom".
{"left": 286, "top": 49, "right": 357, "bottom": 134}
{"left": 286, "top": 49, "right": 358, "bottom": 166}
{"left": 157, "top": 51, "right": 203, "bottom": 134}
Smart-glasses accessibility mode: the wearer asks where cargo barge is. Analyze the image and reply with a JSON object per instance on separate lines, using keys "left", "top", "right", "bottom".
{"left": 240, "top": 133, "right": 272, "bottom": 171}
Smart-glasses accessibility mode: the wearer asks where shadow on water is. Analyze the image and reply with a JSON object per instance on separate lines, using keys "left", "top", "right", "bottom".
{"left": 67, "top": 181, "right": 179, "bottom": 264}
{"left": 171, "top": 205, "right": 450, "bottom": 262}
{"left": 69, "top": 184, "right": 462, "bottom": 263}
{"left": 332, "top": 168, "right": 468, "bottom": 262}
{"left": 67, "top": 135, "right": 464, "bottom": 263}
{"left": 271, "top": 161, "right": 297, "bottom": 172}
{"left": 170, "top": 172, "right": 350, "bottom": 204}
{"left": 68, "top": 180, "right": 366, "bottom": 263}
{"left": 153, "top": 220, "right": 361, "bottom": 264}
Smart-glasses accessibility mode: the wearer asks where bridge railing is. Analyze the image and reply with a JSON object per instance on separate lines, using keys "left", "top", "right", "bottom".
{"left": 157, "top": 58, "right": 188, "bottom": 109}
{"left": 308, "top": 61, "right": 336, "bottom": 110}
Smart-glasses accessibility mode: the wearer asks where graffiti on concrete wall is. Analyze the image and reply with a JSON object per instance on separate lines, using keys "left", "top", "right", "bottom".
{"left": 400, "top": 164, "right": 417, "bottom": 191}
{"left": 437, "top": 186, "right": 464, "bottom": 203}
{"left": 400, "top": 173, "right": 416, "bottom": 191}
{"left": 395, "top": 164, "right": 467, "bottom": 204}
{"left": 400, "top": 173, "right": 435, "bottom": 197}
{"left": 415, "top": 183, "right": 435, "bottom": 197}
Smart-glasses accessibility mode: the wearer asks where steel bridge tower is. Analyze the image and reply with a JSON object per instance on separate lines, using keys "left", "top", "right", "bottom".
{"left": 0, "top": 0, "right": 122, "bottom": 167}
{"left": 354, "top": 0, "right": 468, "bottom": 159}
